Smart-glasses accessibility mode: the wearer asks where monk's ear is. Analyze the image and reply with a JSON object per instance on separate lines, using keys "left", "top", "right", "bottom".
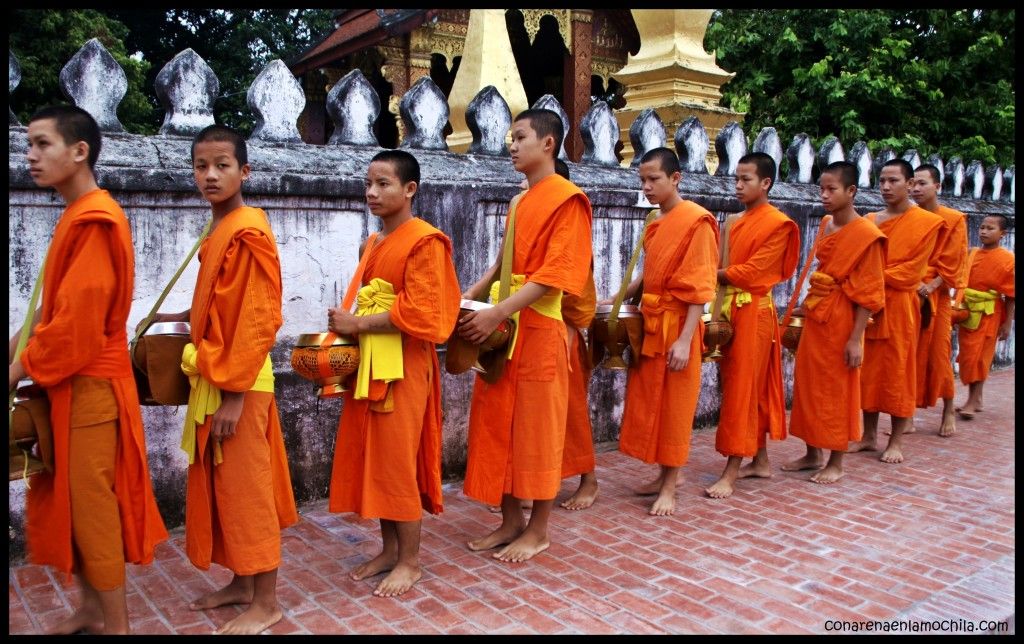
{"left": 669, "top": 170, "right": 682, "bottom": 185}
{"left": 240, "top": 163, "right": 251, "bottom": 181}
{"left": 71, "top": 140, "right": 90, "bottom": 165}
{"left": 404, "top": 180, "right": 418, "bottom": 200}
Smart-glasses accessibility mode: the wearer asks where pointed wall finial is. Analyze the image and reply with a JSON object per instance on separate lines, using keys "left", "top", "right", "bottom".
{"left": 466, "top": 86, "right": 511, "bottom": 156}
{"left": 327, "top": 69, "right": 380, "bottom": 146}
{"left": 59, "top": 38, "right": 127, "bottom": 132}
{"left": 155, "top": 49, "right": 218, "bottom": 137}
{"left": 247, "top": 60, "right": 305, "bottom": 143}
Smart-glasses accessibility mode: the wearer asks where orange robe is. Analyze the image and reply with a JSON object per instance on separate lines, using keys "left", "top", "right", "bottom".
{"left": 619, "top": 201, "right": 718, "bottom": 466}
{"left": 329, "top": 217, "right": 461, "bottom": 521}
{"left": 860, "top": 207, "right": 944, "bottom": 417}
{"left": 789, "top": 216, "right": 886, "bottom": 451}
{"left": 916, "top": 205, "right": 968, "bottom": 407}
{"left": 957, "top": 246, "right": 1015, "bottom": 385}
{"left": 463, "top": 174, "right": 593, "bottom": 505}
{"left": 185, "top": 206, "right": 298, "bottom": 575}
{"left": 22, "top": 189, "right": 168, "bottom": 585}
{"left": 560, "top": 267, "right": 597, "bottom": 479}
{"left": 716, "top": 202, "right": 799, "bottom": 458}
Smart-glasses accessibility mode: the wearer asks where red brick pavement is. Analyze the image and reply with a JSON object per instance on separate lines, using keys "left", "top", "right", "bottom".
{"left": 9, "top": 369, "right": 1015, "bottom": 635}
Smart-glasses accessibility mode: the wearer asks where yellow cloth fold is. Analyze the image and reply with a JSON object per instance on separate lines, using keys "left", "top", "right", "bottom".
{"left": 961, "top": 288, "right": 998, "bottom": 330}
{"left": 718, "top": 285, "right": 755, "bottom": 322}
{"left": 489, "top": 274, "right": 563, "bottom": 358}
{"left": 180, "top": 343, "right": 274, "bottom": 465}
{"left": 639, "top": 293, "right": 688, "bottom": 357}
{"left": 354, "top": 277, "right": 404, "bottom": 401}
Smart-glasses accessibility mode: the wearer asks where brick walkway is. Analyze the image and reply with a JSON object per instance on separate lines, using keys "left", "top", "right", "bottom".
{"left": 9, "top": 369, "right": 1015, "bottom": 635}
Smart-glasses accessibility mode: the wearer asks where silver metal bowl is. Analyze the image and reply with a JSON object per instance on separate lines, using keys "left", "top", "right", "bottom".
{"left": 295, "top": 332, "right": 357, "bottom": 347}
{"left": 144, "top": 321, "right": 191, "bottom": 336}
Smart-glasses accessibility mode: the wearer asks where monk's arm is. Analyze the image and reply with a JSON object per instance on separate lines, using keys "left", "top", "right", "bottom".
{"left": 666, "top": 303, "right": 704, "bottom": 371}
{"left": 844, "top": 305, "right": 872, "bottom": 368}
{"left": 9, "top": 307, "right": 42, "bottom": 363}
{"left": 720, "top": 225, "right": 791, "bottom": 289}
{"left": 458, "top": 281, "right": 551, "bottom": 344}
{"left": 998, "top": 296, "right": 1015, "bottom": 340}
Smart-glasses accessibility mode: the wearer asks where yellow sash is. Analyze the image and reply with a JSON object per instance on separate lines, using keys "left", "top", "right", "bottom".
{"left": 353, "top": 277, "right": 404, "bottom": 400}
{"left": 961, "top": 288, "right": 998, "bottom": 330}
{"left": 489, "top": 274, "right": 563, "bottom": 358}
{"left": 639, "top": 293, "right": 688, "bottom": 356}
{"left": 180, "top": 343, "right": 274, "bottom": 465}
{"left": 718, "top": 286, "right": 755, "bottom": 321}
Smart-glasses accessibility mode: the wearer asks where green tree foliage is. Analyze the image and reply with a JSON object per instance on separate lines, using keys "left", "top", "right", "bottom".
{"left": 705, "top": 9, "right": 1015, "bottom": 168}
{"left": 10, "top": 9, "right": 335, "bottom": 136}
{"left": 10, "top": 10, "right": 154, "bottom": 133}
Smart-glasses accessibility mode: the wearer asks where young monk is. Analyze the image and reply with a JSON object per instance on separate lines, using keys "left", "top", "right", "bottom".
{"left": 955, "top": 214, "right": 1014, "bottom": 419}
{"left": 459, "top": 109, "right": 593, "bottom": 562}
{"left": 909, "top": 164, "right": 968, "bottom": 437}
{"left": 706, "top": 152, "right": 799, "bottom": 499}
{"left": 783, "top": 161, "right": 886, "bottom": 484}
{"left": 327, "top": 150, "right": 461, "bottom": 597}
{"left": 150, "top": 124, "right": 298, "bottom": 634}
{"left": 616, "top": 147, "right": 718, "bottom": 514}
{"left": 849, "top": 159, "right": 943, "bottom": 464}
{"left": 9, "top": 105, "right": 168, "bottom": 634}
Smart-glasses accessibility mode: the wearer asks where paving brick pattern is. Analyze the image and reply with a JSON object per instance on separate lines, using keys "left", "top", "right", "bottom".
{"left": 9, "top": 370, "right": 1015, "bottom": 634}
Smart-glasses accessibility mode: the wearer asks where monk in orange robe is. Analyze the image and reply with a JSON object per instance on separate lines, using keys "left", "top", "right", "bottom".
{"left": 151, "top": 125, "right": 298, "bottom": 634}
{"left": 955, "top": 214, "right": 1015, "bottom": 418}
{"left": 460, "top": 109, "right": 592, "bottom": 562}
{"left": 910, "top": 164, "right": 968, "bottom": 437}
{"left": 706, "top": 152, "right": 799, "bottom": 499}
{"left": 328, "top": 150, "right": 461, "bottom": 597}
{"left": 783, "top": 161, "right": 886, "bottom": 484}
{"left": 10, "top": 105, "right": 167, "bottom": 635}
{"left": 849, "top": 159, "right": 943, "bottom": 464}
{"left": 617, "top": 148, "right": 718, "bottom": 515}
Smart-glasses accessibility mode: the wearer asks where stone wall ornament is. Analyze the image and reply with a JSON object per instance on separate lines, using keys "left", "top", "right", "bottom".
{"left": 963, "top": 160, "right": 985, "bottom": 200}
{"left": 926, "top": 154, "right": 945, "bottom": 186}
{"left": 713, "top": 121, "right": 747, "bottom": 177}
{"left": 466, "top": 85, "right": 511, "bottom": 156}
{"left": 984, "top": 165, "right": 1003, "bottom": 201}
{"left": 674, "top": 116, "right": 709, "bottom": 175}
{"left": 752, "top": 127, "right": 783, "bottom": 184}
{"left": 786, "top": 133, "right": 815, "bottom": 183}
{"left": 399, "top": 76, "right": 450, "bottom": 151}
{"left": 815, "top": 135, "right": 845, "bottom": 175}
{"left": 580, "top": 100, "right": 620, "bottom": 167}
{"left": 9, "top": 49, "right": 21, "bottom": 126}
{"left": 530, "top": 94, "right": 570, "bottom": 160}
{"left": 1003, "top": 166, "right": 1014, "bottom": 204}
{"left": 901, "top": 149, "right": 921, "bottom": 170}
{"left": 247, "top": 60, "right": 305, "bottom": 143}
{"left": 155, "top": 49, "right": 218, "bottom": 137}
{"left": 327, "top": 69, "right": 380, "bottom": 146}
{"left": 628, "top": 108, "right": 666, "bottom": 168}
{"left": 848, "top": 141, "right": 873, "bottom": 188}
{"left": 871, "top": 147, "right": 896, "bottom": 187}
{"left": 59, "top": 38, "right": 127, "bottom": 132}
{"left": 944, "top": 156, "right": 965, "bottom": 197}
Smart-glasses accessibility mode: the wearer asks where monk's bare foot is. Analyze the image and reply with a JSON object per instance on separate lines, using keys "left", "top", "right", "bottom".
{"left": 738, "top": 460, "right": 772, "bottom": 479}
{"left": 648, "top": 490, "right": 676, "bottom": 516}
{"left": 488, "top": 500, "right": 532, "bottom": 513}
{"left": 938, "top": 415, "right": 956, "bottom": 437}
{"left": 350, "top": 551, "right": 397, "bottom": 581}
{"left": 957, "top": 407, "right": 975, "bottom": 420}
{"left": 880, "top": 445, "right": 904, "bottom": 464}
{"left": 885, "top": 424, "right": 916, "bottom": 435}
{"left": 810, "top": 464, "right": 844, "bottom": 484}
{"left": 705, "top": 477, "right": 734, "bottom": 499}
{"left": 561, "top": 479, "right": 599, "bottom": 511}
{"left": 494, "top": 531, "right": 549, "bottom": 563}
{"left": 468, "top": 522, "right": 524, "bottom": 552}
{"left": 372, "top": 563, "right": 422, "bottom": 598}
{"left": 847, "top": 438, "right": 878, "bottom": 453}
{"left": 781, "top": 454, "right": 823, "bottom": 471}
{"left": 213, "top": 602, "right": 282, "bottom": 635}
{"left": 634, "top": 476, "right": 662, "bottom": 496}
{"left": 190, "top": 580, "right": 253, "bottom": 611}
{"left": 47, "top": 608, "right": 104, "bottom": 635}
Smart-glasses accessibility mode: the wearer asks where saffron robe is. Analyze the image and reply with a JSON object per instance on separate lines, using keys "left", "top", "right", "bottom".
{"left": 463, "top": 174, "right": 593, "bottom": 505}
{"left": 185, "top": 206, "right": 298, "bottom": 574}
{"left": 329, "top": 217, "right": 461, "bottom": 520}
{"left": 716, "top": 202, "right": 800, "bottom": 457}
{"left": 22, "top": 189, "right": 168, "bottom": 583}
{"left": 861, "top": 207, "right": 943, "bottom": 417}
{"left": 789, "top": 216, "right": 887, "bottom": 451}
{"left": 957, "top": 246, "right": 1015, "bottom": 385}
{"left": 619, "top": 201, "right": 718, "bottom": 466}
{"left": 916, "top": 205, "right": 968, "bottom": 407}
{"left": 560, "top": 267, "right": 598, "bottom": 478}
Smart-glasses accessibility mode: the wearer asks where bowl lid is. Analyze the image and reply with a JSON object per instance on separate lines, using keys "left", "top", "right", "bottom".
{"left": 144, "top": 321, "right": 191, "bottom": 336}
{"left": 460, "top": 299, "right": 494, "bottom": 312}
{"left": 295, "top": 332, "right": 357, "bottom": 347}
{"left": 595, "top": 303, "right": 642, "bottom": 317}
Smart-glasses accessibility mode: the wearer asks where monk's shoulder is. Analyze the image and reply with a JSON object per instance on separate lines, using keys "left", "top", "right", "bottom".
{"left": 909, "top": 205, "right": 944, "bottom": 229}
{"left": 937, "top": 205, "right": 967, "bottom": 226}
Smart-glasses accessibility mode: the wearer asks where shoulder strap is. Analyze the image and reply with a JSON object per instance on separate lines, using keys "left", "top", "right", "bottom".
{"left": 609, "top": 209, "right": 659, "bottom": 327}
{"left": 710, "top": 213, "right": 742, "bottom": 323}
{"left": 780, "top": 216, "right": 829, "bottom": 327}
{"left": 131, "top": 219, "right": 213, "bottom": 346}
{"left": 495, "top": 193, "right": 527, "bottom": 303}
{"left": 953, "top": 247, "right": 980, "bottom": 308}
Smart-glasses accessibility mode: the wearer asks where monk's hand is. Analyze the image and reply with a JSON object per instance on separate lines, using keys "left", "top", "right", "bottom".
{"left": 211, "top": 390, "right": 245, "bottom": 441}
{"left": 328, "top": 307, "right": 360, "bottom": 336}
{"left": 792, "top": 306, "right": 805, "bottom": 317}
{"left": 917, "top": 282, "right": 933, "bottom": 297}
{"left": 844, "top": 337, "right": 863, "bottom": 368}
{"left": 666, "top": 337, "right": 691, "bottom": 371}
{"left": 459, "top": 307, "right": 504, "bottom": 345}
{"left": 998, "top": 321, "right": 1012, "bottom": 341}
